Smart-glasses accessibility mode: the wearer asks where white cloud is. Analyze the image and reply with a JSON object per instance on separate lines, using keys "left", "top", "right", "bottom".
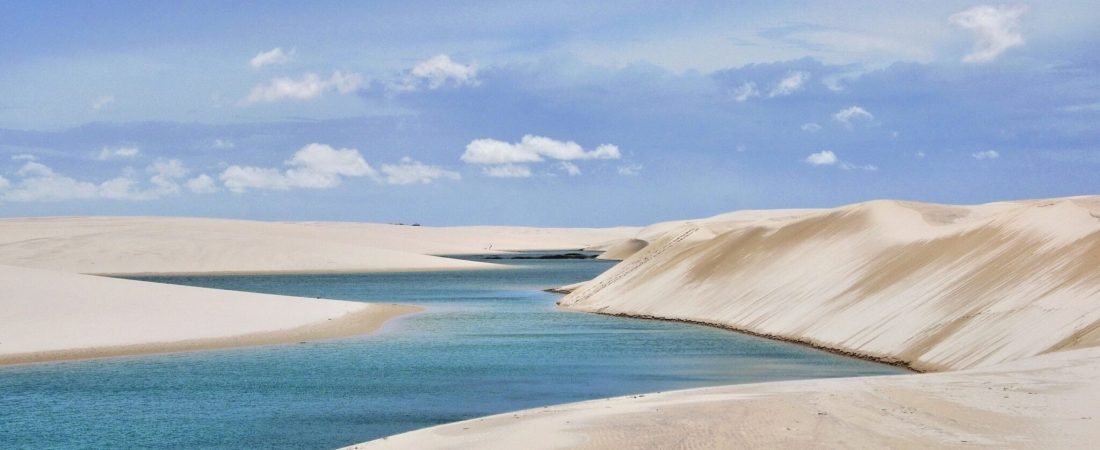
{"left": 0, "top": 175, "right": 9, "bottom": 190}
{"left": 805, "top": 150, "right": 838, "bottom": 166}
{"left": 769, "top": 71, "right": 810, "bottom": 97}
{"left": 242, "top": 71, "right": 363, "bottom": 104}
{"left": 558, "top": 161, "right": 582, "bottom": 176}
{"left": 250, "top": 47, "right": 294, "bottom": 68}
{"left": 732, "top": 82, "right": 759, "bottom": 102}
{"left": 839, "top": 162, "right": 879, "bottom": 171}
{"left": 617, "top": 164, "right": 642, "bottom": 176}
{"left": 801, "top": 123, "right": 822, "bottom": 132}
{"left": 147, "top": 159, "right": 189, "bottom": 195}
{"left": 379, "top": 157, "right": 461, "bottom": 185}
{"left": 915, "top": 151, "right": 927, "bottom": 159}
{"left": 832, "top": 106, "right": 874, "bottom": 128}
{"left": 186, "top": 174, "right": 219, "bottom": 194}
{"left": 805, "top": 150, "right": 878, "bottom": 171}
{"left": 95, "top": 146, "right": 141, "bottom": 160}
{"left": 950, "top": 5, "right": 1028, "bottom": 63}
{"left": 972, "top": 150, "right": 1000, "bottom": 160}
{"left": 461, "top": 138, "right": 543, "bottom": 165}
{"left": 409, "top": 54, "right": 478, "bottom": 90}
{"left": 212, "top": 139, "right": 235, "bottom": 149}
{"left": 461, "top": 135, "right": 621, "bottom": 166}
{"left": 220, "top": 143, "right": 376, "bottom": 193}
{"left": 11, "top": 154, "right": 37, "bottom": 161}
{"left": 483, "top": 164, "right": 532, "bottom": 178}
{"left": 1, "top": 160, "right": 189, "bottom": 202}
{"left": 4, "top": 162, "right": 98, "bottom": 201}
{"left": 91, "top": 95, "right": 115, "bottom": 111}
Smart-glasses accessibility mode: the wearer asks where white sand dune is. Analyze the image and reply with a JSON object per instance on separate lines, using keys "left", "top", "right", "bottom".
{"left": 0, "top": 216, "right": 638, "bottom": 275}
{"left": 0, "top": 216, "right": 638, "bottom": 364}
{"left": 351, "top": 195, "right": 1100, "bottom": 449}
{"left": 562, "top": 196, "right": 1100, "bottom": 371}
{"left": 0, "top": 264, "right": 419, "bottom": 365}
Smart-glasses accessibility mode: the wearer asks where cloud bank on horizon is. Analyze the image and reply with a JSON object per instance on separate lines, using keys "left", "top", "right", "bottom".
{"left": 0, "top": 1, "right": 1097, "bottom": 225}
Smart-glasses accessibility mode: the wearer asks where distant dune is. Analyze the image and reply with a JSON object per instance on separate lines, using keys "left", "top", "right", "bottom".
{"left": 0, "top": 217, "right": 639, "bottom": 275}
{"left": 354, "top": 196, "right": 1100, "bottom": 449}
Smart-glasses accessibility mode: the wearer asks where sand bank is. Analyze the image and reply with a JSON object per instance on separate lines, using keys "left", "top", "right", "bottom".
{"left": 0, "top": 264, "right": 419, "bottom": 366}
{"left": 350, "top": 347, "right": 1100, "bottom": 449}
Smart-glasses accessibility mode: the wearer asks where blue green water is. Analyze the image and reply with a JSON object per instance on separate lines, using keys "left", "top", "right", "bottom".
{"left": 0, "top": 255, "right": 904, "bottom": 449}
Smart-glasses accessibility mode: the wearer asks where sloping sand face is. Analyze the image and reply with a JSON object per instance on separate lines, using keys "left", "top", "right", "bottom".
{"left": 0, "top": 265, "right": 420, "bottom": 365}
{"left": 349, "top": 196, "right": 1100, "bottom": 449}
{"left": 561, "top": 196, "right": 1100, "bottom": 372}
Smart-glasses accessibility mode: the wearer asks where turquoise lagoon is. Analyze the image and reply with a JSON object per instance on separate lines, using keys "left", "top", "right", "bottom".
{"left": 0, "top": 255, "right": 904, "bottom": 449}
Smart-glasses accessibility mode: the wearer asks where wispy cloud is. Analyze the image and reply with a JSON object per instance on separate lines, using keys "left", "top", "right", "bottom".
{"left": 972, "top": 150, "right": 1000, "bottom": 160}
{"left": 832, "top": 106, "right": 873, "bottom": 128}
{"left": 769, "top": 71, "right": 809, "bottom": 97}
{"left": 950, "top": 4, "right": 1028, "bottom": 63}
{"left": 91, "top": 95, "right": 115, "bottom": 111}
{"left": 250, "top": 47, "right": 295, "bottom": 68}
{"left": 617, "top": 164, "right": 642, "bottom": 176}
{"left": 732, "top": 82, "right": 759, "bottom": 102}
{"left": 95, "top": 146, "right": 140, "bottom": 160}
{"left": 483, "top": 164, "right": 532, "bottom": 178}
{"left": 393, "top": 54, "right": 479, "bottom": 92}
{"left": 557, "top": 161, "right": 581, "bottom": 176}
{"left": 804, "top": 150, "right": 877, "bottom": 171}
{"left": 379, "top": 157, "right": 461, "bottom": 185}
{"left": 801, "top": 123, "right": 822, "bottom": 132}
{"left": 839, "top": 162, "right": 878, "bottom": 171}
{"left": 241, "top": 71, "right": 362, "bottom": 104}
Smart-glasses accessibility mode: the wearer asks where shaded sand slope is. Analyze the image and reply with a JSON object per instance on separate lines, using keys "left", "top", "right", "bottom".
{"left": 561, "top": 196, "right": 1100, "bottom": 371}
{"left": 0, "top": 264, "right": 419, "bottom": 365}
{"left": 0, "top": 217, "right": 638, "bottom": 275}
{"left": 351, "top": 347, "right": 1100, "bottom": 450}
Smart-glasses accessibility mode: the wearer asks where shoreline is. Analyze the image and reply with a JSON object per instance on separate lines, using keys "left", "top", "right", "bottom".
{"left": 0, "top": 303, "right": 422, "bottom": 367}
{"left": 349, "top": 347, "right": 1100, "bottom": 450}
{"left": 579, "top": 308, "right": 920, "bottom": 373}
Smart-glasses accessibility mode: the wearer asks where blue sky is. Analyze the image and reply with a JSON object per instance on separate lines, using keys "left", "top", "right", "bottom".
{"left": 1, "top": 1, "right": 1098, "bottom": 226}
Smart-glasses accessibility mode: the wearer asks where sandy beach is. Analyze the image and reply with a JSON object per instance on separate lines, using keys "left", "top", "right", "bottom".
{"left": 350, "top": 195, "right": 1100, "bottom": 448}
